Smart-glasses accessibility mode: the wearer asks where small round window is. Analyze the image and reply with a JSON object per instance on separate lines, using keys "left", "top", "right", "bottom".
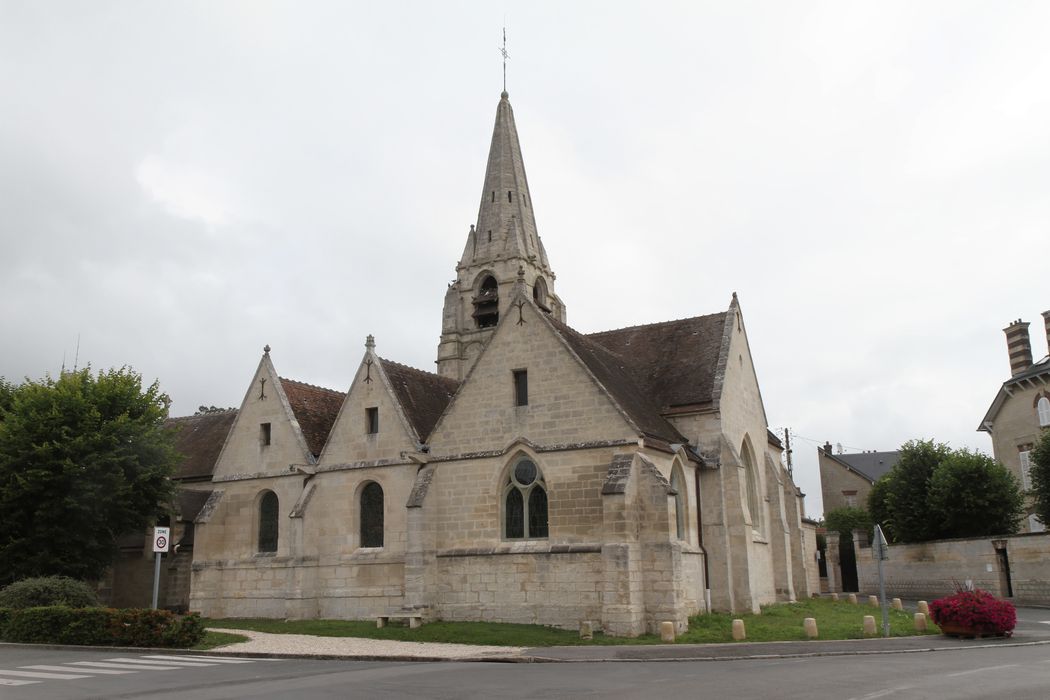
{"left": 514, "top": 459, "right": 537, "bottom": 486}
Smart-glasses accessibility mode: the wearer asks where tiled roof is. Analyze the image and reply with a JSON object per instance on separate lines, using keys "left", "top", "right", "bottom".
{"left": 164, "top": 411, "right": 238, "bottom": 480}
{"left": 827, "top": 449, "right": 901, "bottom": 483}
{"left": 279, "top": 378, "right": 345, "bottom": 457}
{"left": 177, "top": 489, "right": 213, "bottom": 524}
{"left": 379, "top": 358, "right": 460, "bottom": 441}
{"left": 586, "top": 312, "right": 729, "bottom": 411}
{"left": 547, "top": 316, "right": 687, "bottom": 445}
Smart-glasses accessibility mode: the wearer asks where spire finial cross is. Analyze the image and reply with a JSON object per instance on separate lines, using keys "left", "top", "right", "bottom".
{"left": 499, "top": 27, "right": 509, "bottom": 94}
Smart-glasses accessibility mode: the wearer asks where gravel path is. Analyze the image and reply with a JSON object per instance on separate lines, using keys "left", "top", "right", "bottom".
{"left": 208, "top": 628, "right": 525, "bottom": 660}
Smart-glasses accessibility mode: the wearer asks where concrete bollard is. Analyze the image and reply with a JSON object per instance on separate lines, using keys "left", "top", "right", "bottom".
{"left": 892, "top": 598, "right": 903, "bottom": 611}
{"left": 848, "top": 593, "right": 858, "bottom": 605}
{"left": 803, "top": 617, "right": 818, "bottom": 639}
{"left": 917, "top": 600, "right": 929, "bottom": 616}
{"left": 914, "top": 612, "right": 927, "bottom": 632}
{"left": 831, "top": 592, "right": 839, "bottom": 601}
{"left": 579, "top": 621, "right": 593, "bottom": 640}
{"left": 869, "top": 595, "right": 879, "bottom": 607}
{"left": 863, "top": 615, "right": 877, "bottom": 636}
{"left": 732, "top": 619, "right": 746, "bottom": 641}
{"left": 660, "top": 621, "right": 675, "bottom": 643}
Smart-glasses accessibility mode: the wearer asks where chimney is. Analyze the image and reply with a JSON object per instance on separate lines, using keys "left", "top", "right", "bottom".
{"left": 1043, "top": 310, "right": 1050, "bottom": 358}
{"left": 1004, "top": 319, "right": 1033, "bottom": 376}
{"left": 823, "top": 441, "right": 833, "bottom": 455}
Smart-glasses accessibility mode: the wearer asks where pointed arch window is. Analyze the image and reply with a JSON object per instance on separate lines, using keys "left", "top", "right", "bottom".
{"left": 504, "top": 456, "right": 548, "bottom": 539}
{"left": 360, "top": 481, "right": 384, "bottom": 548}
{"left": 1038, "top": 396, "right": 1050, "bottom": 427}
{"left": 258, "top": 490, "right": 279, "bottom": 553}
{"left": 741, "top": 439, "right": 762, "bottom": 534}
{"left": 532, "top": 277, "right": 550, "bottom": 312}
{"left": 473, "top": 275, "right": 499, "bottom": 328}
{"left": 670, "top": 465, "right": 686, "bottom": 541}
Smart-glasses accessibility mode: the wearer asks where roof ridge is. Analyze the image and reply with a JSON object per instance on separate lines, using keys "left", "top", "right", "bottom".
{"left": 586, "top": 311, "right": 727, "bottom": 337}
{"left": 278, "top": 376, "right": 345, "bottom": 396}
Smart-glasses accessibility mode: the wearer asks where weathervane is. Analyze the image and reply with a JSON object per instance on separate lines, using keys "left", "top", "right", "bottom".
{"left": 499, "top": 27, "right": 509, "bottom": 92}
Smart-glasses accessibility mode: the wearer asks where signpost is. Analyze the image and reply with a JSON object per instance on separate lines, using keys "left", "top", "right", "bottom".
{"left": 873, "top": 524, "right": 890, "bottom": 637}
{"left": 151, "top": 526, "right": 170, "bottom": 610}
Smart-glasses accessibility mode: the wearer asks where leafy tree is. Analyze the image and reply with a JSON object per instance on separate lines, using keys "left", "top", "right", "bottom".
{"left": 194, "top": 405, "right": 233, "bottom": 416}
{"left": 823, "top": 506, "right": 873, "bottom": 542}
{"left": 0, "top": 377, "right": 14, "bottom": 417}
{"left": 1029, "top": 429, "right": 1050, "bottom": 528}
{"left": 869, "top": 439, "right": 1023, "bottom": 542}
{"left": 927, "top": 449, "right": 1023, "bottom": 538}
{"left": 0, "top": 368, "right": 178, "bottom": 585}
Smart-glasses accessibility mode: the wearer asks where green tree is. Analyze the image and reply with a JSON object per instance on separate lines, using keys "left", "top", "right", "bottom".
{"left": 1029, "top": 429, "right": 1050, "bottom": 529}
{"left": 867, "top": 476, "right": 894, "bottom": 541}
{"left": 927, "top": 449, "right": 1023, "bottom": 538}
{"left": 869, "top": 439, "right": 951, "bottom": 543}
{"left": 0, "top": 368, "right": 178, "bottom": 585}
{"left": 823, "top": 506, "right": 873, "bottom": 541}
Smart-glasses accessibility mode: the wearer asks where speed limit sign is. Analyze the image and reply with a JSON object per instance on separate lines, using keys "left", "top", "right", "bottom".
{"left": 153, "top": 526, "right": 170, "bottom": 553}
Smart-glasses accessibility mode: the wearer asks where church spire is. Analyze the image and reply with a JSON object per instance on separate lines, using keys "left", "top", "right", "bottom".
{"left": 461, "top": 91, "right": 545, "bottom": 271}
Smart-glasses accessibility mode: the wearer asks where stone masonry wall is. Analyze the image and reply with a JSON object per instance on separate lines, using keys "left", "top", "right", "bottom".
{"left": 856, "top": 532, "right": 1050, "bottom": 604}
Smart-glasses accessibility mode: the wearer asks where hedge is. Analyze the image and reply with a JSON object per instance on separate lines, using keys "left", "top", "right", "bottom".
{"left": 0, "top": 606, "right": 205, "bottom": 647}
{"left": 0, "top": 576, "right": 99, "bottom": 609}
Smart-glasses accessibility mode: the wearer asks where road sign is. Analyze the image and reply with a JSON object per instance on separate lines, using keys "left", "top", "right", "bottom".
{"left": 872, "top": 524, "right": 889, "bottom": 561}
{"left": 153, "top": 526, "right": 170, "bottom": 553}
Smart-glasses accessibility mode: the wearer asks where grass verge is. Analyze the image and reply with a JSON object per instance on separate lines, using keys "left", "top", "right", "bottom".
{"left": 193, "top": 630, "right": 251, "bottom": 650}
{"left": 204, "top": 598, "right": 939, "bottom": 647}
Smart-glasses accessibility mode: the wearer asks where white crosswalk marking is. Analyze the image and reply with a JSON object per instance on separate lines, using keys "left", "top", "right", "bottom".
{"left": 143, "top": 654, "right": 259, "bottom": 664}
{"left": 23, "top": 664, "right": 136, "bottom": 675}
{"left": 105, "top": 657, "right": 217, "bottom": 668}
{"left": 0, "top": 678, "right": 41, "bottom": 686}
{"left": 70, "top": 661, "right": 177, "bottom": 671}
{"left": 0, "top": 669, "right": 92, "bottom": 679}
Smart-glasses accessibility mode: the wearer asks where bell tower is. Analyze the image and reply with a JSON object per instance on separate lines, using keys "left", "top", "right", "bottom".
{"left": 436, "top": 91, "right": 565, "bottom": 380}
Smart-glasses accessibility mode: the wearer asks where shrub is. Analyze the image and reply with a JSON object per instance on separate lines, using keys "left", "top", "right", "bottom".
{"left": 0, "top": 607, "right": 205, "bottom": 647}
{"left": 929, "top": 589, "right": 1016, "bottom": 636}
{"left": 0, "top": 576, "right": 99, "bottom": 609}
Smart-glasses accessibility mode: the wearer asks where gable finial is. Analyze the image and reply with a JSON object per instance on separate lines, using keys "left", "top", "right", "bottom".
{"left": 263, "top": 344, "right": 271, "bottom": 354}
{"left": 499, "top": 26, "right": 509, "bottom": 96}
{"left": 365, "top": 334, "right": 375, "bottom": 350}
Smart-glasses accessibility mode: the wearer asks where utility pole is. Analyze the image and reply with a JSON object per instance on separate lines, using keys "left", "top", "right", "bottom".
{"left": 784, "top": 428, "right": 793, "bottom": 474}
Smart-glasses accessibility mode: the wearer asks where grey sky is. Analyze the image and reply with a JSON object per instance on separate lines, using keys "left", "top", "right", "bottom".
{"left": 2, "top": 1, "right": 1048, "bottom": 517}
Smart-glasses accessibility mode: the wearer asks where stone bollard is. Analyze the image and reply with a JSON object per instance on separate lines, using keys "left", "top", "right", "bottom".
{"left": 660, "top": 621, "right": 675, "bottom": 643}
{"left": 732, "top": 619, "right": 746, "bottom": 641}
{"left": 863, "top": 615, "right": 876, "bottom": 636}
{"left": 869, "top": 595, "right": 879, "bottom": 607}
{"left": 892, "top": 598, "right": 903, "bottom": 611}
{"left": 914, "top": 612, "right": 927, "bottom": 632}
{"left": 831, "top": 592, "right": 839, "bottom": 601}
{"left": 848, "top": 593, "right": 858, "bottom": 605}
{"left": 579, "top": 621, "right": 593, "bottom": 640}
{"left": 803, "top": 617, "right": 818, "bottom": 639}
{"left": 917, "top": 600, "right": 929, "bottom": 616}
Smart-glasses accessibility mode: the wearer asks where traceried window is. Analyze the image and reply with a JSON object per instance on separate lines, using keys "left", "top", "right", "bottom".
{"left": 504, "top": 456, "right": 548, "bottom": 539}
{"left": 1038, "top": 397, "right": 1050, "bottom": 427}
{"left": 670, "top": 465, "right": 686, "bottom": 540}
{"left": 258, "top": 490, "right": 279, "bottom": 553}
{"left": 360, "top": 482, "right": 384, "bottom": 548}
{"left": 1020, "top": 450, "right": 1032, "bottom": 490}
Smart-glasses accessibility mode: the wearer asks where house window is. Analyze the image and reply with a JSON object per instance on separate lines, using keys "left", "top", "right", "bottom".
{"left": 260, "top": 423, "right": 271, "bottom": 446}
{"left": 513, "top": 369, "right": 528, "bottom": 406}
{"left": 1038, "top": 397, "right": 1050, "bottom": 427}
{"left": 1020, "top": 450, "right": 1032, "bottom": 490}
{"left": 843, "top": 491, "right": 858, "bottom": 508}
{"left": 258, "top": 490, "right": 278, "bottom": 553}
{"left": 366, "top": 407, "right": 379, "bottom": 434}
{"left": 504, "top": 456, "right": 548, "bottom": 539}
{"left": 670, "top": 466, "right": 686, "bottom": 540}
{"left": 360, "top": 481, "right": 384, "bottom": 548}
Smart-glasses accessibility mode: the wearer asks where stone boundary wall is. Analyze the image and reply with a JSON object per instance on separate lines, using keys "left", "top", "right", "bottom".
{"left": 855, "top": 531, "right": 1050, "bottom": 605}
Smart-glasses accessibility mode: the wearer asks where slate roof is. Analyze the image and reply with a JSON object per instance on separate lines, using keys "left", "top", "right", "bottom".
{"left": 279, "top": 378, "right": 346, "bottom": 457}
{"left": 379, "top": 357, "right": 460, "bottom": 441}
{"left": 546, "top": 316, "right": 688, "bottom": 445}
{"left": 826, "top": 450, "right": 901, "bottom": 483}
{"left": 586, "top": 312, "right": 729, "bottom": 411}
{"left": 165, "top": 411, "right": 238, "bottom": 480}
{"left": 177, "top": 489, "right": 213, "bottom": 524}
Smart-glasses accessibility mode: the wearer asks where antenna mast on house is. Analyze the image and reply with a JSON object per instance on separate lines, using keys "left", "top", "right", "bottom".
{"left": 72, "top": 333, "right": 81, "bottom": 372}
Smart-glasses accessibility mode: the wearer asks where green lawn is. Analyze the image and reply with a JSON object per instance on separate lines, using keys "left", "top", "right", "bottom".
{"left": 204, "top": 598, "right": 938, "bottom": 647}
{"left": 193, "top": 630, "right": 251, "bottom": 650}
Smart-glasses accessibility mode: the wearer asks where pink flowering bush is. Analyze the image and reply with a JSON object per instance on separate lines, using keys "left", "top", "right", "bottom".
{"left": 929, "top": 589, "right": 1016, "bottom": 636}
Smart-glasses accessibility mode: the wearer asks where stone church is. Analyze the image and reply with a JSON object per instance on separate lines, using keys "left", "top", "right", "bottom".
{"left": 187, "top": 90, "right": 814, "bottom": 635}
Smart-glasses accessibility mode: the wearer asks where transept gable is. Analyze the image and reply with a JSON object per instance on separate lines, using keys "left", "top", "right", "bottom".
{"left": 318, "top": 337, "right": 436, "bottom": 466}
{"left": 211, "top": 347, "right": 318, "bottom": 480}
